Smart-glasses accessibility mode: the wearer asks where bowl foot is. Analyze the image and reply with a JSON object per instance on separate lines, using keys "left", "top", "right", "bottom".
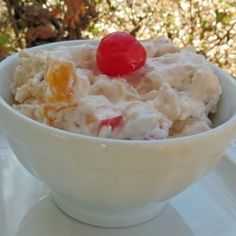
{"left": 52, "top": 193, "right": 166, "bottom": 228}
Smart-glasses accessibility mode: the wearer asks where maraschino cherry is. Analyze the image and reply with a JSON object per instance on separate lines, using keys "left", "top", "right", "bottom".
{"left": 96, "top": 32, "right": 146, "bottom": 77}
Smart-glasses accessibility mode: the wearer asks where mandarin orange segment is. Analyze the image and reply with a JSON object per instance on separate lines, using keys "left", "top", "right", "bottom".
{"left": 45, "top": 61, "right": 77, "bottom": 102}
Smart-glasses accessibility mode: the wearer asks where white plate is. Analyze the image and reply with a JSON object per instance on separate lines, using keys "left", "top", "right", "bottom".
{"left": 1, "top": 133, "right": 236, "bottom": 236}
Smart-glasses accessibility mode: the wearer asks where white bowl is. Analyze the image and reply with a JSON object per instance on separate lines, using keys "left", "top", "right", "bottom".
{"left": 0, "top": 41, "right": 236, "bottom": 227}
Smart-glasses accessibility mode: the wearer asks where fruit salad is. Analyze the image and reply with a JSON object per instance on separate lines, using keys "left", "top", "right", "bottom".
{"left": 11, "top": 32, "right": 222, "bottom": 140}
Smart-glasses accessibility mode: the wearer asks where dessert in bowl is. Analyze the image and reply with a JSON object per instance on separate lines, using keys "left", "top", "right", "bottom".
{"left": 0, "top": 33, "right": 236, "bottom": 227}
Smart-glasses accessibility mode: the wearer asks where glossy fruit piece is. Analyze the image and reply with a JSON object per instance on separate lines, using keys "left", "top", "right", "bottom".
{"left": 96, "top": 32, "right": 146, "bottom": 77}
{"left": 45, "top": 60, "right": 77, "bottom": 103}
{"left": 99, "top": 115, "right": 123, "bottom": 131}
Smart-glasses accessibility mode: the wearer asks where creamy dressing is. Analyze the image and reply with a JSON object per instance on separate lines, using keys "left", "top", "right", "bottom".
{"left": 11, "top": 38, "right": 222, "bottom": 140}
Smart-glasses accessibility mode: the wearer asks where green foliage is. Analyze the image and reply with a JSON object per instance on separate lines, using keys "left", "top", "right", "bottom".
{"left": 215, "top": 9, "right": 228, "bottom": 23}
{"left": 0, "top": 33, "right": 10, "bottom": 45}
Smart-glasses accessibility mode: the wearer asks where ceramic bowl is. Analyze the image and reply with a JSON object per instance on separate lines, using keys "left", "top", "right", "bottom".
{"left": 0, "top": 41, "right": 236, "bottom": 227}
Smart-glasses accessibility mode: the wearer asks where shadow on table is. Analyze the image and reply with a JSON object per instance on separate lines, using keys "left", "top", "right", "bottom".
{"left": 16, "top": 195, "right": 194, "bottom": 236}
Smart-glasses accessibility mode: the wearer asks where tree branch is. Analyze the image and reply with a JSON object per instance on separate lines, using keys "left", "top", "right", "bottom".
{"left": 207, "top": 21, "right": 236, "bottom": 52}
{"left": 4, "top": 0, "right": 23, "bottom": 48}
{"left": 188, "top": 0, "right": 195, "bottom": 44}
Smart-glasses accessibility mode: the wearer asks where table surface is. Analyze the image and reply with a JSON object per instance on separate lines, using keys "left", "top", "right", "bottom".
{"left": 1, "top": 133, "right": 236, "bottom": 236}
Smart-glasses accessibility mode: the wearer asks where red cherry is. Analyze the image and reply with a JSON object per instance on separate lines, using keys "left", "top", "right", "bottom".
{"left": 98, "top": 115, "right": 123, "bottom": 131}
{"left": 96, "top": 32, "right": 146, "bottom": 77}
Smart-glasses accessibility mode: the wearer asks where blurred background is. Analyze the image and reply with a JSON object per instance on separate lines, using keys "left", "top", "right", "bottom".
{"left": 0, "top": 0, "right": 235, "bottom": 76}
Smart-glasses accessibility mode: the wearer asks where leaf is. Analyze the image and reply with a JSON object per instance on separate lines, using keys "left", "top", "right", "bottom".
{"left": 201, "top": 20, "right": 214, "bottom": 31}
{"left": 88, "top": 25, "right": 100, "bottom": 36}
{"left": 5, "top": 46, "right": 17, "bottom": 52}
{"left": 188, "top": 34, "right": 194, "bottom": 44}
{"left": 167, "top": 14, "right": 175, "bottom": 25}
{"left": 223, "top": 15, "right": 232, "bottom": 25}
{"left": 200, "top": 42, "right": 206, "bottom": 49}
{"left": 193, "top": 2, "right": 199, "bottom": 9}
{"left": 26, "top": 25, "right": 58, "bottom": 43}
{"left": 51, "top": 5, "right": 62, "bottom": 18}
{"left": 0, "top": 33, "right": 10, "bottom": 45}
{"left": 215, "top": 9, "right": 227, "bottom": 23}
{"left": 64, "top": 0, "right": 85, "bottom": 27}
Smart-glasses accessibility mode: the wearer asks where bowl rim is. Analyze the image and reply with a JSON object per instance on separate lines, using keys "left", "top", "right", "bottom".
{"left": 0, "top": 39, "right": 236, "bottom": 146}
